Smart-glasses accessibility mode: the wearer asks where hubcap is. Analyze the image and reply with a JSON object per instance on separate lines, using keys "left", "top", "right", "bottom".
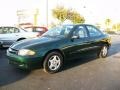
{"left": 48, "top": 55, "right": 61, "bottom": 70}
{"left": 102, "top": 46, "right": 108, "bottom": 56}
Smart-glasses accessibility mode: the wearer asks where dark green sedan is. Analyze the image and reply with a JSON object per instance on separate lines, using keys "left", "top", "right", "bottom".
{"left": 7, "top": 24, "right": 111, "bottom": 73}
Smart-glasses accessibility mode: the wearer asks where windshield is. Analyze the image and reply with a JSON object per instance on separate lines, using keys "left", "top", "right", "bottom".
{"left": 42, "top": 25, "right": 74, "bottom": 37}
{"left": 19, "top": 28, "right": 27, "bottom": 32}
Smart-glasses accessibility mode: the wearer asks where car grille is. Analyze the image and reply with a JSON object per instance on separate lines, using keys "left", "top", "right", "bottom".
{"left": 9, "top": 48, "right": 18, "bottom": 54}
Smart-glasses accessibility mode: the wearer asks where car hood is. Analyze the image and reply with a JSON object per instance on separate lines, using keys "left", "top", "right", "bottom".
{"left": 10, "top": 36, "right": 62, "bottom": 50}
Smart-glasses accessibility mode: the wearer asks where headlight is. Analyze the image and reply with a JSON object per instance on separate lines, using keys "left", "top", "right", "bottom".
{"left": 18, "top": 49, "right": 36, "bottom": 56}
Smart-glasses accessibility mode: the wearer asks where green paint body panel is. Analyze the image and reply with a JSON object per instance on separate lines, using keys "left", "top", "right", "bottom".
{"left": 7, "top": 24, "right": 111, "bottom": 69}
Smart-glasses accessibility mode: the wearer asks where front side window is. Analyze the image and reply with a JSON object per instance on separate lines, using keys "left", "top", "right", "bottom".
{"left": 2, "top": 27, "right": 9, "bottom": 34}
{"left": 73, "top": 26, "right": 88, "bottom": 38}
{"left": 86, "top": 25, "right": 102, "bottom": 37}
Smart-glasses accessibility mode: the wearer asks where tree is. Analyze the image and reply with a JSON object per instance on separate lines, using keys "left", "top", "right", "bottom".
{"left": 112, "top": 23, "right": 120, "bottom": 31}
{"left": 116, "top": 23, "right": 120, "bottom": 31}
{"left": 52, "top": 6, "right": 67, "bottom": 22}
{"left": 112, "top": 24, "right": 117, "bottom": 31}
{"left": 52, "top": 6, "right": 85, "bottom": 24}
{"left": 105, "top": 18, "right": 111, "bottom": 29}
{"left": 67, "top": 10, "right": 85, "bottom": 24}
{"left": 95, "top": 23, "right": 101, "bottom": 29}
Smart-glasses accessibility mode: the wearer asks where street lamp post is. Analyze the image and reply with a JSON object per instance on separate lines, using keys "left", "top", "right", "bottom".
{"left": 34, "top": 9, "right": 39, "bottom": 26}
{"left": 46, "top": 0, "right": 48, "bottom": 28}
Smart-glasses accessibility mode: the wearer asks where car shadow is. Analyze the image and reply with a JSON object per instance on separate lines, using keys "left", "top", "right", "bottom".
{"left": 62, "top": 55, "right": 98, "bottom": 72}
{"left": 0, "top": 48, "right": 31, "bottom": 87}
{"left": 108, "top": 43, "right": 120, "bottom": 56}
{"left": 0, "top": 68, "right": 30, "bottom": 86}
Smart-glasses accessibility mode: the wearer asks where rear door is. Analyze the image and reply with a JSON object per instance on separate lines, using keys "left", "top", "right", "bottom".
{"left": 85, "top": 25, "right": 104, "bottom": 53}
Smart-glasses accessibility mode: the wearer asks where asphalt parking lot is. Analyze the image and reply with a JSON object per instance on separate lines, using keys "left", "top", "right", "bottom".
{"left": 0, "top": 35, "right": 120, "bottom": 90}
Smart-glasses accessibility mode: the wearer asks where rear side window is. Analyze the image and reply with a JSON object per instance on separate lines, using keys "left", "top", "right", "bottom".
{"left": 86, "top": 25, "right": 102, "bottom": 37}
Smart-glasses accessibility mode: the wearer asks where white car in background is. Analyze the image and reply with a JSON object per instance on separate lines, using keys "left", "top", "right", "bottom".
{"left": 0, "top": 26, "right": 41, "bottom": 47}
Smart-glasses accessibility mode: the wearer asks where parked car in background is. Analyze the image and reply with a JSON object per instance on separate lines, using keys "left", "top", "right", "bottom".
{"left": 24, "top": 26, "right": 48, "bottom": 36}
{"left": 0, "top": 26, "right": 41, "bottom": 47}
{"left": 7, "top": 24, "right": 111, "bottom": 73}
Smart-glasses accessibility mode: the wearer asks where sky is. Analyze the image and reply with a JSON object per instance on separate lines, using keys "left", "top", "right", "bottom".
{"left": 0, "top": 0, "right": 120, "bottom": 26}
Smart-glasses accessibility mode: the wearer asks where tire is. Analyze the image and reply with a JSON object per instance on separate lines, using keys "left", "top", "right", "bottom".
{"left": 0, "top": 45, "right": 2, "bottom": 49}
{"left": 98, "top": 45, "right": 109, "bottom": 58}
{"left": 43, "top": 51, "right": 63, "bottom": 74}
{"left": 17, "top": 38, "right": 26, "bottom": 41}
{"left": 0, "top": 41, "right": 3, "bottom": 49}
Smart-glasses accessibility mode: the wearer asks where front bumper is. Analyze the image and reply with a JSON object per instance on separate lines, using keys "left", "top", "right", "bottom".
{"left": 7, "top": 50, "right": 43, "bottom": 69}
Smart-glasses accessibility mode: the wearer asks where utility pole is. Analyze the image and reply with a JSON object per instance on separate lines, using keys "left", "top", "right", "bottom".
{"left": 46, "top": 0, "right": 48, "bottom": 27}
{"left": 34, "top": 9, "right": 39, "bottom": 26}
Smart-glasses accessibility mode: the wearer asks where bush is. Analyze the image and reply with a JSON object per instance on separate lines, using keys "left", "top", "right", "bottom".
{"left": 105, "top": 30, "right": 116, "bottom": 34}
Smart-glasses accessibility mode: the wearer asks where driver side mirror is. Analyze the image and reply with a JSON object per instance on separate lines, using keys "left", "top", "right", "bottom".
{"left": 72, "top": 35, "right": 79, "bottom": 39}
{"left": 71, "top": 35, "right": 79, "bottom": 41}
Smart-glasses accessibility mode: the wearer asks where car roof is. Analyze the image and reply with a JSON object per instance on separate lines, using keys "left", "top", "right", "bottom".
{"left": 0, "top": 26, "right": 27, "bottom": 31}
{"left": 0, "top": 26, "right": 18, "bottom": 28}
{"left": 63, "top": 24, "right": 93, "bottom": 26}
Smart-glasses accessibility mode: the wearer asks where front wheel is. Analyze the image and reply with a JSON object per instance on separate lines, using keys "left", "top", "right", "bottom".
{"left": 43, "top": 52, "right": 63, "bottom": 74}
{"left": 98, "top": 45, "right": 109, "bottom": 58}
{"left": 17, "top": 38, "right": 26, "bottom": 41}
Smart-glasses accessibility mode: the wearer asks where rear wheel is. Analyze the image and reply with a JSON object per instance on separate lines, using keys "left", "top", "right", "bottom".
{"left": 43, "top": 51, "right": 63, "bottom": 74}
{"left": 98, "top": 45, "right": 109, "bottom": 58}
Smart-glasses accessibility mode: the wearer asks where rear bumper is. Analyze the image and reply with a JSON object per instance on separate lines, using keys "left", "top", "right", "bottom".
{"left": 7, "top": 50, "right": 43, "bottom": 69}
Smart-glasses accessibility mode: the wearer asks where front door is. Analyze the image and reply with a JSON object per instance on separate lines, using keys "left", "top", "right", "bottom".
{"left": 64, "top": 25, "right": 91, "bottom": 60}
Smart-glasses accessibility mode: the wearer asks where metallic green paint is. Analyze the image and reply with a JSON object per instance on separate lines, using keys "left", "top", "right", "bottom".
{"left": 7, "top": 24, "right": 111, "bottom": 69}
